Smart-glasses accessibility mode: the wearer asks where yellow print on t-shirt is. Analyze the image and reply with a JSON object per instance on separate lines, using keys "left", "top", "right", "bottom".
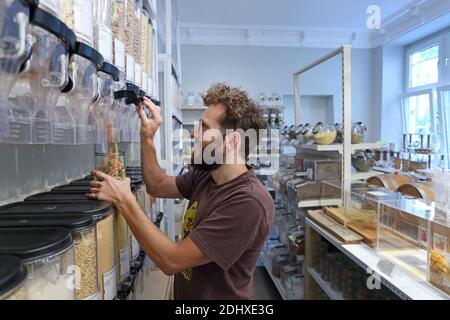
{"left": 181, "top": 201, "right": 198, "bottom": 281}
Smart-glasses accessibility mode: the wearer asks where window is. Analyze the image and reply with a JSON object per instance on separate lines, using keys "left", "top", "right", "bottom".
{"left": 402, "top": 31, "right": 450, "bottom": 157}
{"left": 408, "top": 44, "right": 440, "bottom": 88}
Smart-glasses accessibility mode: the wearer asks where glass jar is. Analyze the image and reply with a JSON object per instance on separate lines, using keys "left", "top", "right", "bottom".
{"left": 65, "top": 42, "right": 103, "bottom": 144}
{"left": 335, "top": 123, "right": 343, "bottom": 143}
{"left": 352, "top": 150, "right": 376, "bottom": 172}
{"left": 133, "top": 0, "right": 142, "bottom": 86}
{"left": 299, "top": 123, "right": 314, "bottom": 144}
{"left": 352, "top": 122, "right": 366, "bottom": 144}
{"left": 112, "top": 0, "right": 126, "bottom": 73}
{"left": 0, "top": 255, "right": 28, "bottom": 300}
{"left": 0, "top": 227, "right": 75, "bottom": 300}
{"left": 0, "top": 0, "right": 33, "bottom": 138}
{"left": 94, "top": 0, "right": 113, "bottom": 63}
{"left": 313, "top": 122, "right": 337, "bottom": 145}
{"left": 7, "top": 8, "right": 75, "bottom": 144}
{"left": 61, "top": 0, "right": 94, "bottom": 46}
{"left": 124, "top": 0, "right": 134, "bottom": 82}
{"left": 95, "top": 151, "right": 126, "bottom": 180}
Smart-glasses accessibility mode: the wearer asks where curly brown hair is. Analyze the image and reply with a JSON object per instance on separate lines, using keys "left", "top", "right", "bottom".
{"left": 202, "top": 83, "right": 267, "bottom": 159}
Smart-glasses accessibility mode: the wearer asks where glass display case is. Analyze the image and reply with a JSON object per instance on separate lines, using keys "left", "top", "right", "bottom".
{"left": 320, "top": 180, "right": 450, "bottom": 296}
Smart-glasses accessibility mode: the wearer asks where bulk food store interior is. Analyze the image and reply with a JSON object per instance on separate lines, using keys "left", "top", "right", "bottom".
{"left": 0, "top": 0, "right": 449, "bottom": 302}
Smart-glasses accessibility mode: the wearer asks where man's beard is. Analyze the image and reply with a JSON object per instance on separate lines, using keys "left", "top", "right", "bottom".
{"left": 190, "top": 144, "right": 223, "bottom": 172}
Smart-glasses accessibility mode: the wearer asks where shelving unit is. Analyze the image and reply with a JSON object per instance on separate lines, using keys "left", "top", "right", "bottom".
{"left": 296, "top": 142, "right": 386, "bottom": 155}
{"left": 307, "top": 267, "right": 345, "bottom": 300}
{"left": 261, "top": 254, "right": 287, "bottom": 300}
{"left": 305, "top": 218, "right": 449, "bottom": 300}
{"left": 298, "top": 199, "right": 342, "bottom": 208}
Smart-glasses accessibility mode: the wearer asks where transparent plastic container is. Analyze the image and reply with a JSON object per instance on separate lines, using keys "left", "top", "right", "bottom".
{"left": 112, "top": 0, "right": 126, "bottom": 73}
{"left": 94, "top": 0, "right": 113, "bottom": 64}
{"left": 7, "top": 8, "right": 75, "bottom": 144}
{"left": 133, "top": 0, "right": 142, "bottom": 86}
{"left": 124, "top": 0, "right": 134, "bottom": 82}
{"left": 66, "top": 42, "right": 103, "bottom": 144}
{"left": 140, "top": 6, "right": 148, "bottom": 90}
{"left": 0, "top": 227, "right": 75, "bottom": 300}
{"left": 22, "top": 192, "right": 117, "bottom": 300}
{"left": 0, "top": 212, "right": 98, "bottom": 300}
{"left": 96, "top": 151, "right": 126, "bottom": 180}
{"left": 91, "top": 62, "right": 120, "bottom": 144}
{"left": 0, "top": 255, "right": 28, "bottom": 300}
{"left": 61, "top": 0, "right": 94, "bottom": 46}
{"left": 0, "top": 0, "right": 32, "bottom": 138}
{"left": 38, "top": 0, "right": 62, "bottom": 18}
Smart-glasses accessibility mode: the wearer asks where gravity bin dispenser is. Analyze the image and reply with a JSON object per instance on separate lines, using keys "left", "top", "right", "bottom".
{"left": 6, "top": 6, "right": 76, "bottom": 144}
{"left": 0, "top": 0, "right": 35, "bottom": 140}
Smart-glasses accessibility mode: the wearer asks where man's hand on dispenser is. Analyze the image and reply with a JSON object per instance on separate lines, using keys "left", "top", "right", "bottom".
{"left": 86, "top": 170, "right": 134, "bottom": 209}
{"left": 136, "top": 97, "right": 162, "bottom": 142}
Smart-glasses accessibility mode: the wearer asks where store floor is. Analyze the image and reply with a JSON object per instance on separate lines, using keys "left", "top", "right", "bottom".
{"left": 253, "top": 267, "right": 282, "bottom": 300}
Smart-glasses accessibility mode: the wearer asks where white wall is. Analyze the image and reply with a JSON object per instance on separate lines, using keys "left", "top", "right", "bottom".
{"left": 180, "top": 45, "right": 380, "bottom": 142}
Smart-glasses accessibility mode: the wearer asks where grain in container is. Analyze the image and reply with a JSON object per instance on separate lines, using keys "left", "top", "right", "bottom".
{"left": 0, "top": 213, "right": 98, "bottom": 300}
{"left": 0, "top": 227, "right": 75, "bottom": 300}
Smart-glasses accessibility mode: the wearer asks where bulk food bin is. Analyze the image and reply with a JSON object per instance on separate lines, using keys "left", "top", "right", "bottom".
{"left": 61, "top": 0, "right": 94, "bottom": 47}
{"left": 133, "top": 0, "right": 142, "bottom": 87}
{"left": 0, "top": 227, "right": 75, "bottom": 300}
{"left": 124, "top": 0, "right": 135, "bottom": 83}
{"left": 96, "top": 152, "right": 130, "bottom": 284}
{"left": 7, "top": 7, "right": 76, "bottom": 144}
{"left": 140, "top": 5, "right": 148, "bottom": 90}
{"left": 93, "top": 0, "right": 113, "bottom": 64}
{"left": 2, "top": 198, "right": 117, "bottom": 300}
{"left": 36, "top": 0, "right": 61, "bottom": 17}
{"left": 112, "top": 0, "right": 126, "bottom": 74}
{"left": 0, "top": 255, "right": 28, "bottom": 300}
{"left": 64, "top": 41, "right": 104, "bottom": 144}
{"left": 0, "top": 213, "right": 98, "bottom": 300}
{"left": 93, "top": 62, "right": 121, "bottom": 144}
{"left": 0, "top": 0, "right": 34, "bottom": 139}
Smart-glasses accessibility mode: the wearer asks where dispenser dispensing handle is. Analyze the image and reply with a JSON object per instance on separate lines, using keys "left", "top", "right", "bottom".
{"left": 0, "top": 12, "right": 28, "bottom": 59}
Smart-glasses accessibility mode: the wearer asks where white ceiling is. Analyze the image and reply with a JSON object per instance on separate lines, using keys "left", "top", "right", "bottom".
{"left": 177, "top": 0, "right": 414, "bottom": 30}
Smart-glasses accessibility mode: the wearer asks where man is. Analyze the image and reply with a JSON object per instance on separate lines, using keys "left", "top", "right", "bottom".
{"left": 87, "top": 83, "right": 274, "bottom": 299}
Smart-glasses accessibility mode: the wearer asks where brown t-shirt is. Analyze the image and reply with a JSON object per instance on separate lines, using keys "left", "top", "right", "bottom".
{"left": 174, "top": 167, "right": 274, "bottom": 300}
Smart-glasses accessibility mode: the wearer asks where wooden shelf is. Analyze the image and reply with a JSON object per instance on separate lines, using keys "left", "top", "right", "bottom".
{"left": 307, "top": 267, "right": 345, "bottom": 300}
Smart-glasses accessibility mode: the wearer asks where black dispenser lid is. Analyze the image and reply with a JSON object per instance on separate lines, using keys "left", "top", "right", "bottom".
{"left": 0, "top": 201, "right": 112, "bottom": 221}
{"left": 30, "top": 7, "right": 76, "bottom": 51}
{"left": 0, "top": 227, "right": 73, "bottom": 263}
{"left": 100, "top": 62, "right": 120, "bottom": 81}
{"left": 73, "top": 42, "right": 104, "bottom": 70}
{"left": 0, "top": 213, "right": 94, "bottom": 233}
{"left": 0, "top": 255, "right": 27, "bottom": 298}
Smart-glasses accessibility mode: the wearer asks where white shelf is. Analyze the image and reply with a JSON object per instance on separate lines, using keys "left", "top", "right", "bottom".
{"left": 307, "top": 267, "right": 345, "bottom": 300}
{"left": 351, "top": 170, "right": 384, "bottom": 181}
{"left": 181, "top": 105, "right": 207, "bottom": 110}
{"left": 297, "top": 143, "right": 386, "bottom": 154}
{"left": 261, "top": 254, "right": 287, "bottom": 300}
{"left": 298, "top": 198, "right": 342, "bottom": 208}
{"left": 306, "top": 218, "right": 450, "bottom": 300}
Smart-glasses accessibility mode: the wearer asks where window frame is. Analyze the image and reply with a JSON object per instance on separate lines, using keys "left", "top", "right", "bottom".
{"left": 401, "top": 89, "right": 435, "bottom": 140}
{"left": 405, "top": 35, "right": 445, "bottom": 94}
{"left": 437, "top": 84, "right": 450, "bottom": 164}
